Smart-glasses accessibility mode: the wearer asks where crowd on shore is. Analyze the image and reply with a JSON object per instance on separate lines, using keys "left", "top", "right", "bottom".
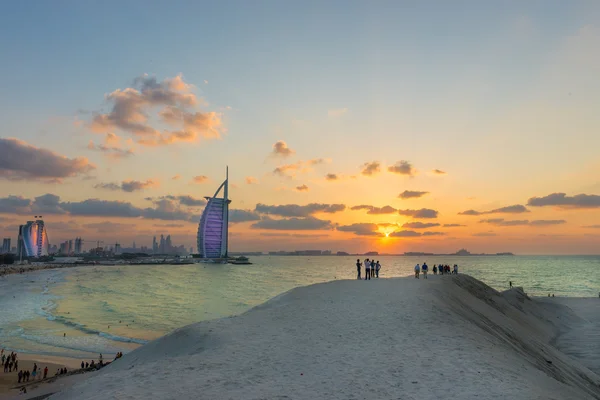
{"left": 355, "top": 259, "right": 459, "bottom": 280}
{"left": 2, "top": 347, "right": 124, "bottom": 391}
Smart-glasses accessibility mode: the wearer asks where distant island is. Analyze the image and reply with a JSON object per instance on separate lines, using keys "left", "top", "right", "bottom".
{"left": 231, "top": 249, "right": 515, "bottom": 257}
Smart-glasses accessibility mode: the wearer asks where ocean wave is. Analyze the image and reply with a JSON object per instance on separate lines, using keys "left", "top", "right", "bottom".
{"left": 47, "top": 315, "right": 148, "bottom": 345}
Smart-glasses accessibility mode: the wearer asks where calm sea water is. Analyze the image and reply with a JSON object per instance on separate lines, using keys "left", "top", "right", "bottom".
{"left": 0, "top": 255, "right": 598, "bottom": 360}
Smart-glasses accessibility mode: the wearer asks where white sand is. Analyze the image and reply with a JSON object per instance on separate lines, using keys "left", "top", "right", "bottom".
{"left": 48, "top": 275, "right": 600, "bottom": 400}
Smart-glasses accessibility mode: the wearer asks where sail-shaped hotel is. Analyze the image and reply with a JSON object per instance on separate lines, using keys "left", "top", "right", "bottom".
{"left": 196, "top": 169, "right": 230, "bottom": 259}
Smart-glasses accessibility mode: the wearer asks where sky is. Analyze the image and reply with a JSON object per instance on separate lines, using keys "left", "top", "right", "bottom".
{"left": 1, "top": 1, "right": 599, "bottom": 255}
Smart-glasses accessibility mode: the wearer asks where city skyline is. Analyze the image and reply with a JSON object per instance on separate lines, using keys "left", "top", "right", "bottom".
{"left": 1, "top": 2, "right": 599, "bottom": 255}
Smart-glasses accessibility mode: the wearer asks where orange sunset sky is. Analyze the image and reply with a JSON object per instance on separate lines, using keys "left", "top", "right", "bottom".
{"left": 1, "top": 2, "right": 599, "bottom": 254}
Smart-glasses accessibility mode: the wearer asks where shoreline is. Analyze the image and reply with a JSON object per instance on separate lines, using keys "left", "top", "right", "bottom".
{"left": 0, "top": 264, "right": 82, "bottom": 278}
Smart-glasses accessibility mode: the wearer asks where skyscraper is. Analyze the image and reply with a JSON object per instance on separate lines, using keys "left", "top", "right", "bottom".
{"left": 17, "top": 218, "right": 49, "bottom": 258}
{"left": 1, "top": 238, "right": 11, "bottom": 253}
{"left": 165, "top": 235, "right": 172, "bottom": 253}
{"left": 159, "top": 235, "right": 165, "bottom": 253}
{"left": 74, "top": 237, "right": 83, "bottom": 254}
{"left": 152, "top": 236, "right": 158, "bottom": 254}
{"left": 197, "top": 168, "right": 230, "bottom": 258}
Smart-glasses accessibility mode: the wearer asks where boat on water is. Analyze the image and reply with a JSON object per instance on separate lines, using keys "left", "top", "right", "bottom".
{"left": 229, "top": 256, "right": 252, "bottom": 265}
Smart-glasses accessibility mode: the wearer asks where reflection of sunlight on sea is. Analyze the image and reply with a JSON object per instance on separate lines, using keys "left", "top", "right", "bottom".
{"left": 1, "top": 255, "right": 598, "bottom": 359}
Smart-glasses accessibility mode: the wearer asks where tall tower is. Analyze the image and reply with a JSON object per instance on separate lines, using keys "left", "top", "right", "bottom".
{"left": 196, "top": 167, "right": 230, "bottom": 259}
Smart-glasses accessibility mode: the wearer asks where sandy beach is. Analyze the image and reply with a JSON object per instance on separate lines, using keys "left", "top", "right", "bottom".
{"left": 34, "top": 274, "right": 599, "bottom": 400}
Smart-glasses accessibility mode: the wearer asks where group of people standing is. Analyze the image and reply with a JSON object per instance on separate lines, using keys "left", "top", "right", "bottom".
{"left": 414, "top": 263, "right": 458, "bottom": 279}
{"left": 356, "top": 259, "right": 381, "bottom": 280}
{"left": 1, "top": 349, "right": 50, "bottom": 384}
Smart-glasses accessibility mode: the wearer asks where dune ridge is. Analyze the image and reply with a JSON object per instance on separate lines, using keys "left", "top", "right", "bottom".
{"left": 50, "top": 275, "right": 600, "bottom": 400}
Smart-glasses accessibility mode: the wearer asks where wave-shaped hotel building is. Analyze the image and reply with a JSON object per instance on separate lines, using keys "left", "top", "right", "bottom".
{"left": 197, "top": 169, "right": 230, "bottom": 259}
{"left": 17, "top": 218, "right": 49, "bottom": 258}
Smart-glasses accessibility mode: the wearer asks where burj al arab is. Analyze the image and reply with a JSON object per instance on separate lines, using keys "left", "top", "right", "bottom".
{"left": 196, "top": 168, "right": 230, "bottom": 259}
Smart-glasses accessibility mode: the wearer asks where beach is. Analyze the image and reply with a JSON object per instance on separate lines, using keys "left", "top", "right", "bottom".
{"left": 38, "top": 274, "right": 599, "bottom": 400}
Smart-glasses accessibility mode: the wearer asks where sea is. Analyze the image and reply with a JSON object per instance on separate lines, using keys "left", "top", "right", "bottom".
{"left": 0, "top": 255, "right": 598, "bottom": 360}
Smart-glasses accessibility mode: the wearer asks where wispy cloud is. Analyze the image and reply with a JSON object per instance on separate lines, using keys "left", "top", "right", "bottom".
{"left": 246, "top": 176, "right": 258, "bottom": 184}
{"left": 432, "top": 169, "right": 446, "bottom": 175}
{"left": 95, "top": 179, "right": 158, "bottom": 192}
{"left": 295, "top": 184, "right": 309, "bottom": 192}
{"left": 327, "top": 108, "right": 348, "bottom": 117}
{"left": 192, "top": 175, "right": 209, "bottom": 184}
{"left": 459, "top": 204, "right": 530, "bottom": 216}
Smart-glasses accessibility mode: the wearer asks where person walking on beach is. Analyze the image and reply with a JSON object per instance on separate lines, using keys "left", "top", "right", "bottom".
{"left": 18, "top": 370, "right": 23, "bottom": 383}
{"left": 375, "top": 260, "right": 381, "bottom": 278}
{"left": 509, "top": 281, "right": 513, "bottom": 288}
{"left": 414, "top": 264, "right": 420, "bottom": 279}
{"left": 364, "top": 258, "right": 371, "bottom": 280}
{"left": 433, "top": 265, "right": 437, "bottom": 275}
{"left": 453, "top": 265, "right": 458, "bottom": 274}
{"left": 422, "top": 262, "right": 428, "bottom": 279}
{"left": 81, "top": 361, "right": 84, "bottom": 369}
{"left": 43, "top": 366, "right": 48, "bottom": 379}
{"left": 356, "top": 259, "right": 362, "bottom": 279}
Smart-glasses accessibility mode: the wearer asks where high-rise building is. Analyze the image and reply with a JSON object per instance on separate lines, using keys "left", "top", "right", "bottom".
{"left": 165, "top": 235, "right": 172, "bottom": 252}
{"left": 197, "top": 168, "right": 230, "bottom": 258}
{"left": 17, "top": 218, "right": 49, "bottom": 258}
{"left": 2, "top": 238, "right": 11, "bottom": 253}
{"left": 152, "top": 236, "right": 158, "bottom": 254}
{"left": 159, "top": 235, "right": 165, "bottom": 253}
{"left": 68, "top": 240, "right": 73, "bottom": 255}
{"left": 74, "top": 237, "right": 83, "bottom": 254}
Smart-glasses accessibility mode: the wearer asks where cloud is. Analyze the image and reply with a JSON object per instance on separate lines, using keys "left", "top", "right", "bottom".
{"left": 350, "top": 205, "right": 396, "bottom": 215}
{"left": 0, "top": 194, "right": 68, "bottom": 215}
{"left": 325, "top": 173, "right": 338, "bottom": 181}
{"left": 250, "top": 216, "right": 333, "bottom": 230}
{"left": 387, "top": 161, "right": 415, "bottom": 176}
{"left": 258, "top": 232, "right": 330, "bottom": 238}
{"left": 246, "top": 176, "right": 258, "bottom": 184}
{"left": 583, "top": 224, "right": 600, "bottom": 228}
{"left": 296, "top": 184, "right": 309, "bottom": 192}
{"left": 60, "top": 199, "right": 144, "bottom": 218}
{"left": 84, "top": 221, "right": 135, "bottom": 233}
{"left": 255, "top": 203, "right": 345, "bottom": 217}
{"left": 0, "top": 194, "right": 198, "bottom": 222}
{"left": 459, "top": 204, "right": 530, "bottom": 216}
{"left": 273, "top": 159, "right": 327, "bottom": 177}
{"left": 174, "top": 195, "right": 206, "bottom": 207}
{"left": 389, "top": 230, "right": 421, "bottom": 237}
{"left": 398, "top": 208, "right": 439, "bottom": 219}
{"left": 192, "top": 175, "right": 209, "bottom": 184}
{"left": 272, "top": 141, "right": 295, "bottom": 157}
{"left": 337, "top": 223, "right": 381, "bottom": 236}
{"left": 472, "top": 232, "right": 497, "bottom": 237}
{"left": 443, "top": 224, "right": 466, "bottom": 227}
{"left": 153, "top": 223, "right": 185, "bottom": 228}
{"left": 529, "top": 220, "right": 567, "bottom": 226}
{"left": 121, "top": 180, "right": 158, "bottom": 192}
{"left": 229, "top": 209, "right": 262, "bottom": 223}
{"left": 172, "top": 175, "right": 181, "bottom": 180}
{"left": 527, "top": 193, "right": 600, "bottom": 209}
{"left": 95, "top": 180, "right": 158, "bottom": 192}
{"left": 401, "top": 222, "right": 440, "bottom": 229}
{"left": 360, "top": 161, "right": 380, "bottom": 176}
{"left": 479, "top": 218, "right": 530, "bottom": 226}
{"left": 0, "top": 138, "right": 95, "bottom": 181}
{"left": 432, "top": 169, "right": 446, "bottom": 175}
{"left": 422, "top": 231, "right": 445, "bottom": 236}
{"left": 87, "top": 141, "right": 134, "bottom": 159}
{"left": 398, "top": 190, "right": 428, "bottom": 199}
{"left": 327, "top": 108, "right": 348, "bottom": 117}
{"left": 90, "top": 74, "right": 222, "bottom": 147}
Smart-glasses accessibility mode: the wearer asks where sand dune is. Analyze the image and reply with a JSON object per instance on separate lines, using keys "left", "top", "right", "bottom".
{"left": 49, "top": 275, "right": 600, "bottom": 400}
